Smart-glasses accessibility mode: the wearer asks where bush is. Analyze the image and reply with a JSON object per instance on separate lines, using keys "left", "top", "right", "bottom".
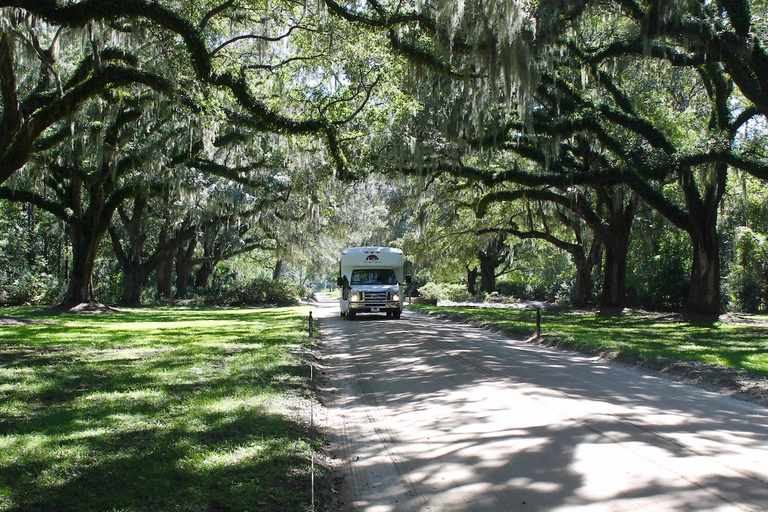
{"left": 197, "top": 277, "right": 304, "bottom": 306}
{"left": 724, "top": 227, "right": 768, "bottom": 312}
{"left": 418, "top": 282, "right": 472, "bottom": 302}
{"left": 0, "top": 272, "right": 65, "bottom": 305}
{"left": 496, "top": 279, "right": 549, "bottom": 302}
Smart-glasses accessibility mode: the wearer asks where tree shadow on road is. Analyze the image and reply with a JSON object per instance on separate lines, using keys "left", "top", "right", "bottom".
{"left": 318, "top": 308, "right": 768, "bottom": 510}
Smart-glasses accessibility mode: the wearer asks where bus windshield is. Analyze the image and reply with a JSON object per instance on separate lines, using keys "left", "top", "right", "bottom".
{"left": 350, "top": 269, "right": 398, "bottom": 285}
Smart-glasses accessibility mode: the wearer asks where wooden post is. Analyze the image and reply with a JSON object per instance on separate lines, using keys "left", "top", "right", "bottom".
{"left": 309, "top": 311, "right": 314, "bottom": 338}
{"left": 536, "top": 308, "right": 541, "bottom": 338}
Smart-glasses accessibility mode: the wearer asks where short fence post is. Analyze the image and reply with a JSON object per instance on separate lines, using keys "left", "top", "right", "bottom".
{"left": 536, "top": 307, "right": 541, "bottom": 338}
{"left": 309, "top": 311, "right": 314, "bottom": 338}
{"left": 310, "top": 363, "right": 315, "bottom": 511}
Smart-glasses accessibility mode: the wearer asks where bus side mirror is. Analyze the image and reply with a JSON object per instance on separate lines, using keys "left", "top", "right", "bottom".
{"left": 405, "top": 274, "right": 412, "bottom": 284}
{"left": 337, "top": 277, "right": 343, "bottom": 287}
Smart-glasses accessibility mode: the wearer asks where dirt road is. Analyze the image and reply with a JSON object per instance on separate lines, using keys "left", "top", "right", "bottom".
{"left": 315, "top": 296, "right": 768, "bottom": 511}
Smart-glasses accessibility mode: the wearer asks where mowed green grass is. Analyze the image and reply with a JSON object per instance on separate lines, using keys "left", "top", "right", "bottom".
{"left": 408, "top": 305, "right": 768, "bottom": 376}
{"left": 0, "top": 306, "right": 322, "bottom": 512}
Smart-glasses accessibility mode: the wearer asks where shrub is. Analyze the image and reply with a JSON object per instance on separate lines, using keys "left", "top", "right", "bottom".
{"left": 496, "top": 279, "right": 548, "bottom": 302}
{"left": 724, "top": 227, "right": 768, "bottom": 312}
{"left": 418, "top": 282, "right": 472, "bottom": 302}
{"left": 1, "top": 272, "right": 65, "bottom": 305}
{"left": 204, "top": 277, "right": 303, "bottom": 306}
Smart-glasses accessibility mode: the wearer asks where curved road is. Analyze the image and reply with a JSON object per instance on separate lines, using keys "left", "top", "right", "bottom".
{"left": 315, "top": 296, "right": 768, "bottom": 511}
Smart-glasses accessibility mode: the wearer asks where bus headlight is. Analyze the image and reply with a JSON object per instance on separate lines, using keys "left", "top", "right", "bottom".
{"left": 350, "top": 293, "right": 359, "bottom": 302}
{"left": 391, "top": 293, "right": 400, "bottom": 302}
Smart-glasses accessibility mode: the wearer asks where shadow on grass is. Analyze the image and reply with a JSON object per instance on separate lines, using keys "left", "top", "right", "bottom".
{"left": 0, "top": 306, "right": 322, "bottom": 512}
{"left": 4, "top": 414, "right": 315, "bottom": 511}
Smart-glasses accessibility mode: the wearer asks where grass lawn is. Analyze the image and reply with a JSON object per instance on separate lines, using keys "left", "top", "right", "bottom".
{"left": 408, "top": 304, "right": 768, "bottom": 377}
{"left": 0, "top": 306, "right": 323, "bottom": 512}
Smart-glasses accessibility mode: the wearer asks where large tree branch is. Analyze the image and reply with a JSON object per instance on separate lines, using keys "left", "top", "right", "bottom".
{"left": 0, "top": 34, "right": 19, "bottom": 141}
{"left": 0, "top": 65, "right": 173, "bottom": 184}
{"left": 1, "top": 0, "right": 351, "bottom": 180}
{"left": 479, "top": 225, "right": 584, "bottom": 257}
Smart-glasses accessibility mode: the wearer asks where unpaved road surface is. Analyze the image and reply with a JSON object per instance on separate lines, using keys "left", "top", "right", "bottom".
{"left": 315, "top": 296, "right": 768, "bottom": 511}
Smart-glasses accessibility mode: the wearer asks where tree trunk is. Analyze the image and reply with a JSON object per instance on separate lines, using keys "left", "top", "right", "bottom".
{"left": 685, "top": 220, "right": 722, "bottom": 315}
{"left": 195, "top": 261, "right": 215, "bottom": 288}
{"left": 112, "top": 198, "right": 148, "bottom": 306}
{"left": 120, "top": 269, "right": 146, "bottom": 305}
{"left": 571, "top": 242, "right": 598, "bottom": 307}
{"left": 600, "top": 195, "right": 637, "bottom": 309}
{"left": 118, "top": 221, "right": 198, "bottom": 305}
{"left": 63, "top": 171, "right": 111, "bottom": 305}
{"left": 175, "top": 239, "right": 197, "bottom": 298}
{"left": 65, "top": 223, "right": 102, "bottom": 304}
{"left": 156, "top": 195, "right": 174, "bottom": 299}
{"left": 156, "top": 244, "right": 174, "bottom": 298}
{"left": 467, "top": 267, "right": 478, "bottom": 294}
{"left": 478, "top": 236, "right": 508, "bottom": 293}
{"left": 272, "top": 257, "right": 284, "bottom": 280}
{"left": 572, "top": 255, "right": 590, "bottom": 306}
{"left": 601, "top": 241, "right": 629, "bottom": 309}
{"left": 479, "top": 253, "right": 496, "bottom": 293}
{"left": 682, "top": 162, "right": 726, "bottom": 315}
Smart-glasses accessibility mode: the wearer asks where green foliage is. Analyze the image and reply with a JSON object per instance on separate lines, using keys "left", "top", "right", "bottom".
{"left": 626, "top": 216, "right": 691, "bottom": 311}
{"left": 200, "top": 277, "right": 306, "bottom": 306}
{"left": 722, "top": 174, "right": 768, "bottom": 313}
{"left": 496, "top": 279, "right": 547, "bottom": 302}
{"left": 0, "top": 272, "right": 64, "bottom": 305}
{"left": 0, "top": 202, "right": 67, "bottom": 305}
{"left": 417, "top": 282, "right": 473, "bottom": 302}
{"left": 726, "top": 227, "right": 768, "bottom": 312}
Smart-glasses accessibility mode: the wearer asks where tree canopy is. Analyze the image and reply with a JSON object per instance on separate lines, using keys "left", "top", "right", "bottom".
{"left": 1, "top": 0, "right": 767, "bottom": 314}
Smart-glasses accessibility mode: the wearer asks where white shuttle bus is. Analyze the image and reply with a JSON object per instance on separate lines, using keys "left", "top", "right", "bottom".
{"left": 336, "top": 247, "right": 411, "bottom": 320}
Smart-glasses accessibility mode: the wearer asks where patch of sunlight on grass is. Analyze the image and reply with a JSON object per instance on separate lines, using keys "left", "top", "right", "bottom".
{"left": 190, "top": 442, "right": 266, "bottom": 470}
{"left": 101, "top": 413, "right": 164, "bottom": 431}
{"left": 83, "top": 347, "right": 162, "bottom": 362}
{"left": 678, "top": 343, "right": 708, "bottom": 352}
{"left": 0, "top": 367, "right": 35, "bottom": 379}
{"left": 59, "top": 428, "right": 112, "bottom": 442}
{"left": 104, "top": 319, "right": 266, "bottom": 332}
{"left": 76, "top": 388, "right": 168, "bottom": 407}
{"left": 200, "top": 393, "right": 282, "bottom": 416}
{"left": 0, "top": 433, "right": 48, "bottom": 457}
{"left": 0, "top": 398, "right": 29, "bottom": 418}
{"left": 0, "top": 377, "right": 43, "bottom": 397}
{"left": 701, "top": 354, "right": 733, "bottom": 367}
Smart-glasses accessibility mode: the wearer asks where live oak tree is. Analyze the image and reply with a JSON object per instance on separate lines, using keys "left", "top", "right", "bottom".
{"left": 396, "top": 174, "right": 501, "bottom": 291}
{"left": 0, "top": 0, "right": 376, "bottom": 304}
{"left": 0, "top": 8, "right": 177, "bottom": 185}
{"left": 0, "top": 91, "right": 183, "bottom": 304}
{"left": 323, "top": 0, "right": 768, "bottom": 315}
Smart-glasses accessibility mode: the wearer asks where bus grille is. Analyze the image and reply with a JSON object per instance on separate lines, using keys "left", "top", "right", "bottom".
{"left": 363, "top": 291, "right": 388, "bottom": 301}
